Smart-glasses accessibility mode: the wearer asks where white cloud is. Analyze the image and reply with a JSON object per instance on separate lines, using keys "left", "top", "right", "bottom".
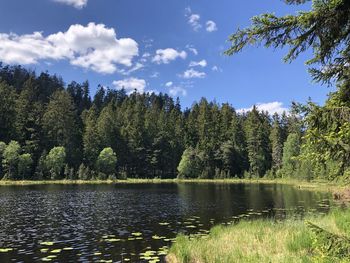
{"left": 113, "top": 77, "right": 146, "bottom": 94}
{"left": 140, "top": 52, "right": 151, "bottom": 63}
{"left": 181, "top": 68, "right": 206, "bottom": 79}
{"left": 152, "top": 48, "right": 187, "bottom": 64}
{"left": 0, "top": 23, "right": 139, "bottom": 74}
{"left": 187, "top": 47, "right": 198, "bottom": 55}
{"left": 206, "top": 21, "right": 218, "bottom": 32}
{"left": 189, "top": 59, "right": 207, "bottom": 68}
{"left": 146, "top": 89, "right": 159, "bottom": 95}
{"left": 185, "top": 7, "right": 202, "bottom": 31}
{"left": 188, "top": 14, "right": 202, "bottom": 31}
{"left": 238, "top": 102, "right": 289, "bottom": 115}
{"left": 53, "top": 0, "right": 88, "bottom": 9}
{"left": 169, "top": 86, "right": 187, "bottom": 97}
{"left": 150, "top": 72, "right": 160, "bottom": 78}
{"left": 116, "top": 62, "right": 144, "bottom": 75}
{"left": 165, "top": 81, "right": 173, "bottom": 87}
{"left": 143, "top": 38, "right": 154, "bottom": 48}
{"left": 212, "top": 65, "right": 222, "bottom": 72}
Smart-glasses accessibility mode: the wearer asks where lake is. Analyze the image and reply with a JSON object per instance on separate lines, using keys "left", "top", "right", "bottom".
{"left": 0, "top": 183, "right": 333, "bottom": 262}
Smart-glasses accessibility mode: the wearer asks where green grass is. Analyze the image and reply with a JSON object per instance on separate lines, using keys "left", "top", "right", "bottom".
{"left": 167, "top": 209, "right": 350, "bottom": 263}
{"left": 0, "top": 178, "right": 176, "bottom": 186}
{"left": 0, "top": 177, "right": 348, "bottom": 189}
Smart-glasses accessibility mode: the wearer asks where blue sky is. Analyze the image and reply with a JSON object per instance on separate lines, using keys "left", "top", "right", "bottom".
{"left": 0, "top": 0, "right": 334, "bottom": 112}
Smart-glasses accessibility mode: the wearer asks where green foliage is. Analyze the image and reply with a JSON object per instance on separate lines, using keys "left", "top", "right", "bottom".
{"left": 306, "top": 220, "right": 350, "bottom": 261}
{"left": 2, "top": 141, "right": 21, "bottom": 180}
{"left": 82, "top": 105, "right": 101, "bottom": 167}
{"left": 78, "top": 163, "right": 91, "bottom": 180}
{"left": 299, "top": 75, "right": 350, "bottom": 180}
{"left": 0, "top": 81, "right": 17, "bottom": 142}
{"left": 281, "top": 133, "right": 300, "bottom": 178}
{"left": 0, "top": 141, "right": 6, "bottom": 177}
{"left": 45, "top": 147, "right": 66, "bottom": 180}
{"left": 225, "top": 0, "right": 350, "bottom": 183}
{"left": 96, "top": 147, "right": 117, "bottom": 179}
{"left": 270, "top": 113, "right": 284, "bottom": 173}
{"left": 18, "top": 153, "right": 32, "bottom": 180}
{"left": 2, "top": 63, "right": 341, "bottom": 182}
{"left": 245, "top": 106, "right": 271, "bottom": 177}
{"left": 43, "top": 90, "right": 81, "bottom": 167}
{"left": 177, "top": 147, "right": 202, "bottom": 179}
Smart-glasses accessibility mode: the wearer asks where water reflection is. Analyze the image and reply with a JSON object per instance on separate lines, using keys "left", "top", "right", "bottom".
{"left": 0, "top": 183, "right": 333, "bottom": 262}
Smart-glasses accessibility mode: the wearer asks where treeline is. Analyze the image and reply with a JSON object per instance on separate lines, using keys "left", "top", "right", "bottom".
{"left": 0, "top": 64, "right": 349, "bottom": 181}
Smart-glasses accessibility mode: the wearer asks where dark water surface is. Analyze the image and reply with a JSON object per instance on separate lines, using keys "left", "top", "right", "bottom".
{"left": 0, "top": 183, "right": 333, "bottom": 262}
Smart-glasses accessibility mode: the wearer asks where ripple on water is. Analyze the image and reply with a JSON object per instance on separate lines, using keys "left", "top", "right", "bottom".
{"left": 0, "top": 183, "right": 335, "bottom": 262}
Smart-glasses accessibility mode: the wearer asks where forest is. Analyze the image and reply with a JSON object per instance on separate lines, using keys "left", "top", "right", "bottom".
{"left": 0, "top": 62, "right": 349, "bottom": 182}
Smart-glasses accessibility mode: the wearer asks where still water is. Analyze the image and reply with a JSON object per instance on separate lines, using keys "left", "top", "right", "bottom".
{"left": 0, "top": 183, "right": 333, "bottom": 262}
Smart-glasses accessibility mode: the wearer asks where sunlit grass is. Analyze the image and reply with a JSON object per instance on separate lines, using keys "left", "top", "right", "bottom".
{"left": 0, "top": 177, "right": 348, "bottom": 190}
{"left": 167, "top": 209, "right": 350, "bottom": 263}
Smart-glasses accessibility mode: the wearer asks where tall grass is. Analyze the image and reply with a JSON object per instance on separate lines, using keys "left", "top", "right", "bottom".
{"left": 167, "top": 209, "right": 350, "bottom": 263}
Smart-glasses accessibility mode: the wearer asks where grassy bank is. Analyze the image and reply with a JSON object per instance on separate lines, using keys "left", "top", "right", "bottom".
{"left": 0, "top": 178, "right": 176, "bottom": 186}
{"left": 0, "top": 178, "right": 348, "bottom": 192}
{"left": 167, "top": 209, "right": 350, "bottom": 263}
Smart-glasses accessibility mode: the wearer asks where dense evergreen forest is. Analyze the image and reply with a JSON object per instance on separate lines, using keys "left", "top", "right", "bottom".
{"left": 0, "top": 63, "right": 349, "bottom": 181}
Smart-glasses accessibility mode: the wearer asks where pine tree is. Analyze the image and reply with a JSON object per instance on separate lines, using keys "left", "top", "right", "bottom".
{"left": 270, "top": 113, "right": 283, "bottom": 173}
{"left": 0, "top": 81, "right": 17, "bottom": 142}
{"left": 82, "top": 105, "right": 101, "bottom": 167}
{"left": 43, "top": 90, "right": 82, "bottom": 167}
{"left": 245, "top": 106, "right": 271, "bottom": 177}
{"left": 281, "top": 133, "right": 300, "bottom": 178}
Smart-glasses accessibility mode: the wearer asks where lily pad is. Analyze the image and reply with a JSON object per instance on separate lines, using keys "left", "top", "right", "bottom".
{"left": 40, "top": 242, "right": 54, "bottom": 246}
{"left": 105, "top": 238, "right": 121, "bottom": 242}
{"left": 0, "top": 248, "right": 13, "bottom": 253}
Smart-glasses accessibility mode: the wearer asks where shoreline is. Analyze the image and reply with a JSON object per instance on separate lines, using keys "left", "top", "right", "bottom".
{"left": 166, "top": 208, "right": 350, "bottom": 263}
{"left": 1, "top": 178, "right": 349, "bottom": 201}
{"left": 0, "top": 178, "right": 348, "bottom": 189}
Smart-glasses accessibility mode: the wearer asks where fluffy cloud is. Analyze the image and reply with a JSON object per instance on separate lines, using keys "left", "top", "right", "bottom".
{"left": 0, "top": 23, "right": 139, "bottom": 74}
{"left": 188, "top": 14, "right": 202, "bottom": 31}
{"left": 53, "top": 0, "right": 88, "bottom": 9}
{"left": 181, "top": 68, "right": 206, "bottom": 79}
{"left": 189, "top": 59, "right": 207, "bottom": 68}
{"left": 185, "top": 7, "right": 202, "bottom": 31}
{"left": 165, "top": 81, "right": 173, "bottom": 87}
{"left": 206, "top": 21, "right": 218, "bottom": 32}
{"left": 169, "top": 86, "right": 187, "bottom": 97}
{"left": 113, "top": 77, "right": 146, "bottom": 94}
{"left": 150, "top": 72, "right": 160, "bottom": 78}
{"left": 212, "top": 65, "right": 222, "bottom": 72}
{"left": 152, "top": 48, "right": 187, "bottom": 64}
{"left": 238, "top": 102, "right": 289, "bottom": 115}
{"left": 116, "top": 62, "right": 144, "bottom": 75}
{"left": 187, "top": 47, "right": 198, "bottom": 55}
